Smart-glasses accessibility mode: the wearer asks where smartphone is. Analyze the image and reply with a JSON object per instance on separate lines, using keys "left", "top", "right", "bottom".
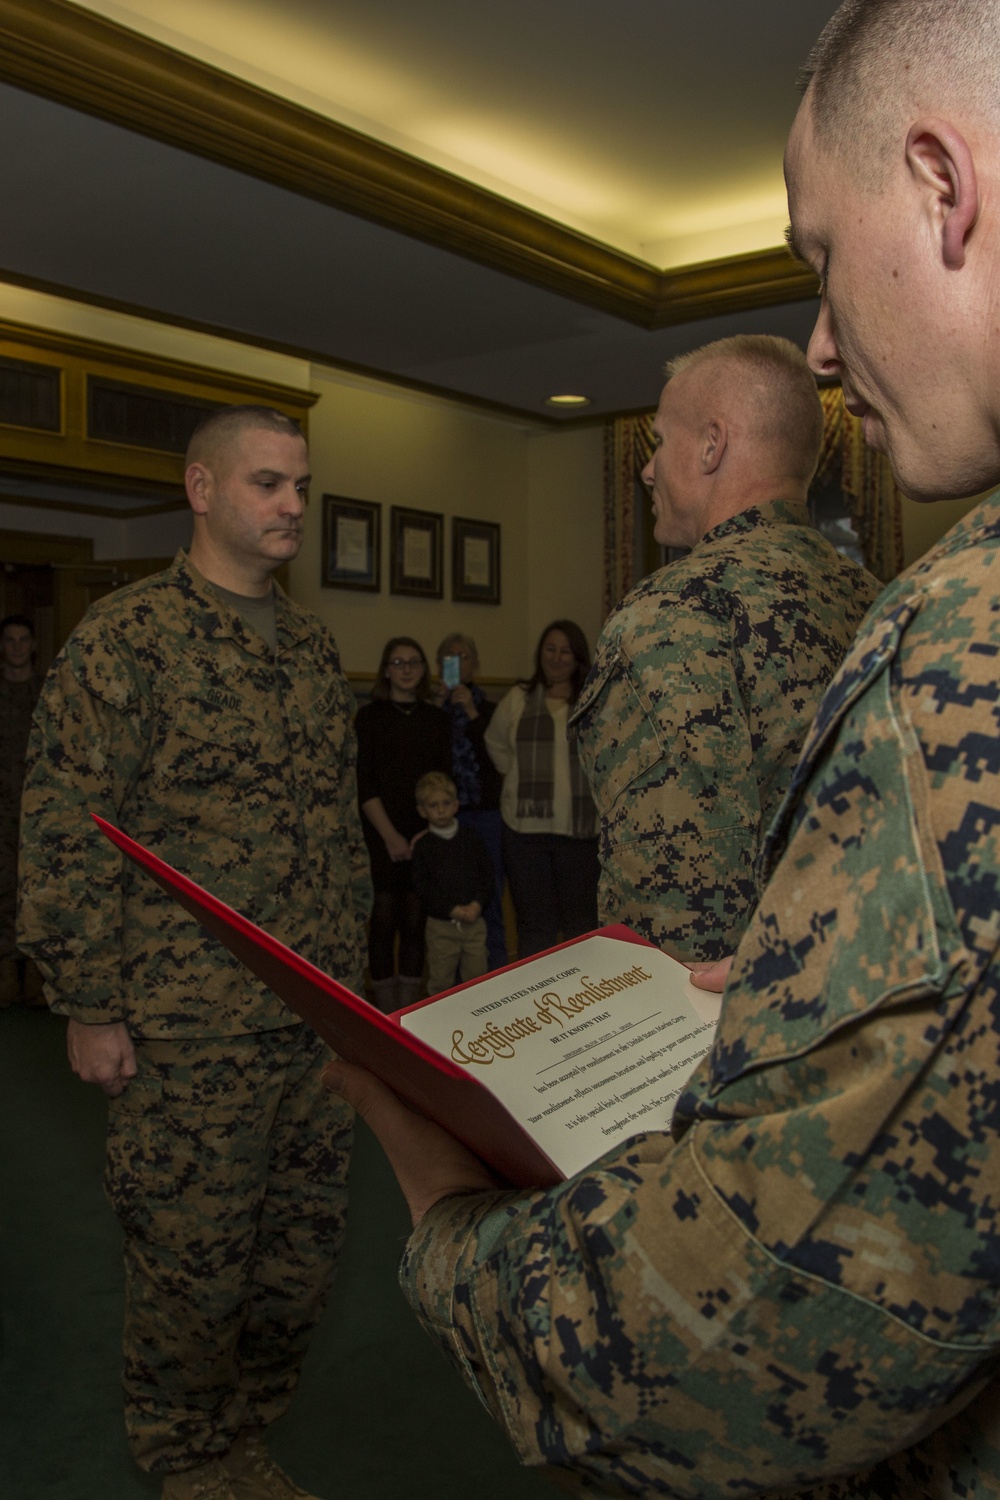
{"left": 441, "top": 654, "right": 462, "bottom": 689}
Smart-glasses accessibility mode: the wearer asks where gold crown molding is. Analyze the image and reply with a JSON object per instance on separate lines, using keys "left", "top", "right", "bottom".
{"left": 0, "top": 310, "right": 320, "bottom": 493}
{"left": 0, "top": 267, "right": 556, "bottom": 427}
{"left": 0, "top": 490, "right": 187, "bottom": 518}
{"left": 0, "top": 459, "right": 185, "bottom": 500}
{"left": 0, "top": 0, "right": 819, "bottom": 329}
{"left": 0, "top": 0, "right": 656, "bottom": 324}
{"left": 0, "top": 314, "right": 318, "bottom": 410}
{"left": 653, "top": 248, "right": 819, "bottom": 328}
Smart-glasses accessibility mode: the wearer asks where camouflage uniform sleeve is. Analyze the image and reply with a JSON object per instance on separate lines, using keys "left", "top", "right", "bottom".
{"left": 400, "top": 1134, "right": 739, "bottom": 1490}
{"left": 399, "top": 549, "right": 1000, "bottom": 1497}
{"left": 342, "top": 709, "right": 374, "bottom": 930}
{"left": 400, "top": 1075, "right": 997, "bottom": 1499}
{"left": 18, "top": 625, "right": 150, "bottom": 1021}
{"left": 574, "top": 581, "right": 760, "bottom": 960}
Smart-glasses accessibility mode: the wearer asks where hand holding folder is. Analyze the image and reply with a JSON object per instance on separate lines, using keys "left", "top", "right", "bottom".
{"left": 95, "top": 815, "right": 720, "bottom": 1189}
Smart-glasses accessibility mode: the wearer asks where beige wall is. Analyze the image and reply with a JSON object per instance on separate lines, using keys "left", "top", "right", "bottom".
{"left": 294, "top": 368, "right": 606, "bottom": 677}
{"left": 296, "top": 367, "right": 532, "bottom": 678}
{"left": 524, "top": 424, "right": 605, "bottom": 659}
{"left": 0, "top": 285, "right": 607, "bottom": 675}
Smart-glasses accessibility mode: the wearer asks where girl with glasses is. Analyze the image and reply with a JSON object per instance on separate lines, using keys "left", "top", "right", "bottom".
{"left": 355, "top": 636, "right": 451, "bottom": 1010}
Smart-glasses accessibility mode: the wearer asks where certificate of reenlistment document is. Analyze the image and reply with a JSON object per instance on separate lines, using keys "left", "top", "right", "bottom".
{"left": 94, "top": 816, "right": 721, "bottom": 1187}
{"left": 398, "top": 937, "right": 719, "bottom": 1180}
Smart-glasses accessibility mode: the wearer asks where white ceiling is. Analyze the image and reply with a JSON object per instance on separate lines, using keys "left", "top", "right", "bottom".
{"left": 0, "top": 0, "right": 840, "bottom": 420}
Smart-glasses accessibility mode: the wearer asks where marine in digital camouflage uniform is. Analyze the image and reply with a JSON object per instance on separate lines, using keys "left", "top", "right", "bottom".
{"left": 0, "top": 613, "right": 41, "bottom": 1002}
{"left": 320, "top": 3, "right": 1000, "bottom": 1494}
{"left": 399, "top": 500, "right": 1000, "bottom": 1496}
{"left": 18, "top": 409, "right": 372, "bottom": 1498}
{"left": 572, "top": 465, "right": 879, "bottom": 961}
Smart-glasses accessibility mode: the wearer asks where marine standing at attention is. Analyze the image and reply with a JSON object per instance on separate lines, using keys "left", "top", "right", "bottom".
{"left": 19, "top": 405, "right": 371, "bottom": 1500}
{"left": 571, "top": 335, "right": 880, "bottom": 961}
{"left": 323, "top": 2, "right": 1000, "bottom": 1494}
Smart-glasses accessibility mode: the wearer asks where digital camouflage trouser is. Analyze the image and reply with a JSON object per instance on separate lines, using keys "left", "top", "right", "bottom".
{"left": 104, "top": 1024, "right": 351, "bottom": 1473}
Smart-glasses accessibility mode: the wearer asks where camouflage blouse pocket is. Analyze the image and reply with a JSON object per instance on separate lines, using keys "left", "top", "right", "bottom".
{"left": 299, "top": 676, "right": 349, "bottom": 757}
{"left": 157, "top": 696, "right": 262, "bottom": 788}
{"left": 571, "top": 644, "right": 665, "bottom": 816}
{"left": 707, "top": 661, "right": 960, "bottom": 1092}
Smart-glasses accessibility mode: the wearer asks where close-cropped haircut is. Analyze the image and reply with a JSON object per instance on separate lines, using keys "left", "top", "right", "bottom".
{"left": 665, "top": 335, "right": 824, "bottom": 486}
{"left": 186, "top": 405, "right": 303, "bottom": 467}
{"left": 800, "top": 0, "right": 1000, "bottom": 176}
{"left": 415, "top": 771, "right": 457, "bottom": 803}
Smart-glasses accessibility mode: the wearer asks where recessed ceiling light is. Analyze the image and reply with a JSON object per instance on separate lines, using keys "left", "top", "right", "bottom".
{"left": 545, "top": 393, "right": 591, "bottom": 408}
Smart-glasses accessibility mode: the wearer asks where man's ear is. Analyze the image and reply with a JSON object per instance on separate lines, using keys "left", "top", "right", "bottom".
{"left": 185, "top": 461, "right": 211, "bottom": 515}
{"left": 906, "top": 119, "right": 979, "bottom": 269}
{"left": 701, "top": 418, "right": 727, "bottom": 474}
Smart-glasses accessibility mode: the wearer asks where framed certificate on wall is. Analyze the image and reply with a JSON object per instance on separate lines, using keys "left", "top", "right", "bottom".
{"left": 452, "top": 517, "right": 500, "bottom": 604}
{"left": 322, "top": 495, "right": 381, "bottom": 591}
{"left": 390, "top": 506, "right": 443, "bottom": 598}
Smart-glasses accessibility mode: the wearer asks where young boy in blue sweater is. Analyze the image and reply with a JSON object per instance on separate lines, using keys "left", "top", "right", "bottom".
{"left": 411, "top": 772, "right": 496, "bottom": 996}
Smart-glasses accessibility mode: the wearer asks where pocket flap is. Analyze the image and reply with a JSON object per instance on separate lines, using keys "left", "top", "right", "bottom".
{"left": 571, "top": 643, "right": 666, "bottom": 815}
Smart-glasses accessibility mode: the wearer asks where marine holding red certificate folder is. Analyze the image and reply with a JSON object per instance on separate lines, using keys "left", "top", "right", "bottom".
{"left": 95, "top": 816, "right": 720, "bottom": 1189}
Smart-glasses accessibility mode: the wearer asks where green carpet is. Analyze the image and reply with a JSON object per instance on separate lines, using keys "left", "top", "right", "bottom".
{"left": 0, "top": 1007, "right": 555, "bottom": 1500}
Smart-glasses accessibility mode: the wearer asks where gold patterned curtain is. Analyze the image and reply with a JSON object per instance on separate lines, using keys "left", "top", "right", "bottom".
{"left": 816, "top": 386, "right": 904, "bottom": 583}
{"left": 604, "top": 391, "right": 904, "bottom": 612}
{"left": 603, "top": 414, "right": 655, "bottom": 617}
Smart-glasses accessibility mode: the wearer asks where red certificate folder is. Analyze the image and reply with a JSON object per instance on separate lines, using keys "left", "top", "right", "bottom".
{"left": 94, "top": 815, "right": 655, "bottom": 1188}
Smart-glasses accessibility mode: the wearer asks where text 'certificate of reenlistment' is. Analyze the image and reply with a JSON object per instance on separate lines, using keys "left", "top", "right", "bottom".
{"left": 398, "top": 934, "right": 720, "bottom": 1179}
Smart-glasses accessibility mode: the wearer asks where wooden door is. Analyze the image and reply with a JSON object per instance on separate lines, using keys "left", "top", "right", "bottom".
{"left": 0, "top": 533, "right": 176, "bottom": 673}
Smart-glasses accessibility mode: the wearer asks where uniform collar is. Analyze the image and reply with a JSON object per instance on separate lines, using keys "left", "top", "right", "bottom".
{"left": 697, "top": 498, "right": 811, "bottom": 549}
{"left": 169, "top": 550, "right": 312, "bottom": 653}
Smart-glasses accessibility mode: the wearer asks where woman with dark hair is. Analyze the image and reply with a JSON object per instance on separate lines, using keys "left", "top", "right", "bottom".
{"left": 485, "top": 619, "right": 598, "bottom": 959}
{"left": 355, "top": 636, "right": 451, "bottom": 1010}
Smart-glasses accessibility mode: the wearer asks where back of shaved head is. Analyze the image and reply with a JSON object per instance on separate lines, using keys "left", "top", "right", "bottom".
{"left": 666, "top": 335, "right": 824, "bottom": 488}
{"left": 802, "top": 0, "right": 1000, "bottom": 177}
{"left": 186, "top": 405, "right": 304, "bottom": 472}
